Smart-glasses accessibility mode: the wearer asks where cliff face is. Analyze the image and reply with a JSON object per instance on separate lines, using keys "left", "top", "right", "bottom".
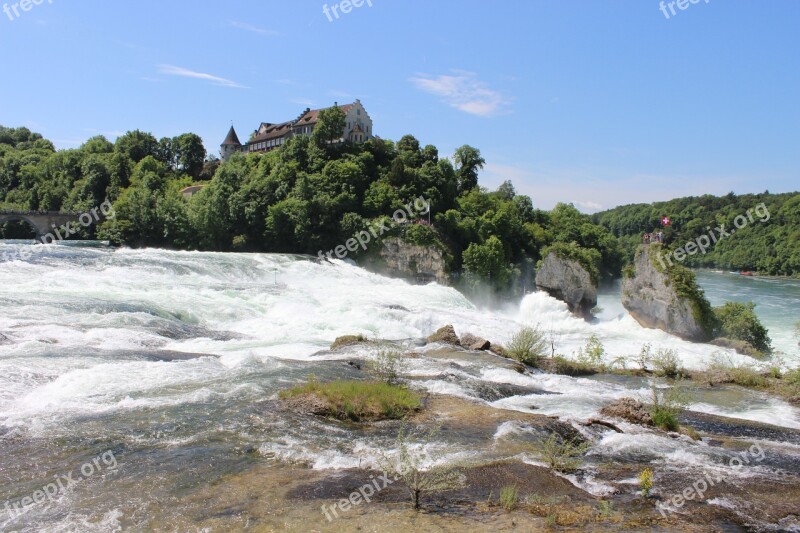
{"left": 375, "top": 237, "right": 449, "bottom": 285}
{"left": 535, "top": 252, "right": 597, "bottom": 317}
{"left": 621, "top": 245, "right": 715, "bottom": 342}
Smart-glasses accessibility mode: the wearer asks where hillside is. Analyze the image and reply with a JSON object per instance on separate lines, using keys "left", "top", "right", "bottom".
{"left": 594, "top": 192, "right": 800, "bottom": 277}
{"left": 0, "top": 125, "right": 624, "bottom": 293}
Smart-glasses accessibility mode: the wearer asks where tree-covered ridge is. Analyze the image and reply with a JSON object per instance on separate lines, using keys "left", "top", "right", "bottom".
{"left": 1, "top": 124, "right": 624, "bottom": 292}
{"left": 593, "top": 192, "right": 800, "bottom": 276}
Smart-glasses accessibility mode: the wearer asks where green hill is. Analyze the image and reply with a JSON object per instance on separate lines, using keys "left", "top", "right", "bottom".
{"left": 593, "top": 192, "right": 800, "bottom": 277}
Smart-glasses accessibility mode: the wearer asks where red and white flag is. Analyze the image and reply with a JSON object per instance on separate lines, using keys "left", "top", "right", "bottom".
{"left": 661, "top": 216, "right": 671, "bottom": 226}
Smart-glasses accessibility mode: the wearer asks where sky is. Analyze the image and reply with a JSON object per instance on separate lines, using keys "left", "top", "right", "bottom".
{"left": 0, "top": 0, "right": 798, "bottom": 212}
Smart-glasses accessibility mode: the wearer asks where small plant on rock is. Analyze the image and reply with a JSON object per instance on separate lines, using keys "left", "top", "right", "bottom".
{"left": 500, "top": 485, "right": 518, "bottom": 512}
{"left": 368, "top": 348, "right": 408, "bottom": 385}
{"left": 639, "top": 468, "right": 654, "bottom": 497}
{"left": 507, "top": 324, "right": 549, "bottom": 367}
{"left": 536, "top": 432, "right": 591, "bottom": 473}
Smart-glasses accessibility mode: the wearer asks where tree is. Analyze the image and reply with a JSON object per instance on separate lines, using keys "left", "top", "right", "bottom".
{"left": 172, "top": 133, "right": 206, "bottom": 178}
{"left": 311, "top": 105, "right": 346, "bottom": 146}
{"left": 453, "top": 145, "right": 485, "bottom": 195}
{"left": 114, "top": 130, "right": 159, "bottom": 164}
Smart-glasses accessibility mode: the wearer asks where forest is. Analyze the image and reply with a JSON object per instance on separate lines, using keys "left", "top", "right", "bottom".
{"left": 594, "top": 192, "right": 800, "bottom": 277}
{"left": 0, "top": 124, "right": 624, "bottom": 293}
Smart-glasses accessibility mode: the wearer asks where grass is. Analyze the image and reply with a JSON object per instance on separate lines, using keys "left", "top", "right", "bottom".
{"left": 280, "top": 379, "right": 422, "bottom": 422}
{"left": 499, "top": 485, "right": 518, "bottom": 511}
{"left": 551, "top": 356, "right": 598, "bottom": 376}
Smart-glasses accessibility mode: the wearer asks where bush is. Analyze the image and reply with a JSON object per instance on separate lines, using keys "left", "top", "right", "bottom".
{"left": 507, "top": 325, "right": 548, "bottom": 367}
{"left": 280, "top": 380, "right": 421, "bottom": 421}
{"left": 380, "top": 423, "right": 466, "bottom": 510}
{"left": 638, "top": 468, "right": 654, "bottom": 497}
{"left": 536, "top": 433, "right": 590, "bottom": 473}
{"left": 368, "top": 349, "right": 408, "bottom": 385}
{"left": 575, "top": 334, "right": 605, "bottom": 367}
{"left": 713, "top": 301, "right": 772, "bottom": 354}
{"left": 648, "top": 382, "right": 690, "bottom": 432}
{"left": 651, "top": 348, "right": 681, "bottom": 378}
{"left": 500, "top": 486, "right": 518, "bottom": 512}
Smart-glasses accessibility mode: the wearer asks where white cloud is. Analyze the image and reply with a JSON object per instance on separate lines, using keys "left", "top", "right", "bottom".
{"left": 228, "top": 20, "right": 280, "bottom": 36}
{"left": 157, "top": 64, "right": 247, "bottom": 89}
{"left": 410, "top": 71, "right": 508, "bottom": 117}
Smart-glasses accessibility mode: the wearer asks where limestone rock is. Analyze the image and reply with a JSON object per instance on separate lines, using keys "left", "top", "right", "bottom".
{"left": 621, "top": 245, "right": 715, "bottom": 342}
{"left": 376, "top": 237, "right": 449, "bottom": 285}
{"left": 460, "top": 333, "right": 491, "bottom": 351}
{"left": 535, "top": 252, "right": 597, "bottom": 317}
{"left": 600, "top": 398, "right": 654, "bottom": 427}
{"left": 427, "top": 325, "right": 460, "bottom": 346}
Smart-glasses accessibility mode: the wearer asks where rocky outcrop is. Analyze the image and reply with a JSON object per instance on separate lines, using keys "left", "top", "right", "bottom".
{"left": 0, "top": 333, "right": 10, "bottom": 345}
{"left": 621, "top": 245, "right": 715, "bottom": 342}
{"left": 377, "top": 237, "right": 448, "bottom": 285}
{"left": 600, "top": 398, "right": 654, "bottom": 427}
{"left": 460, "top": 333, "right": 491, "bottom": 351}
{"left": 709, "top": 337, "right": 762, "bottom": 358}
{"left": 427, "top": 325, "right": 460, "bottom": 346}
{"left": 330, "top": 335, "right": 368, "bottom": 350}
{"left": 535, "top": 252, "right": 597, "bottom": 317}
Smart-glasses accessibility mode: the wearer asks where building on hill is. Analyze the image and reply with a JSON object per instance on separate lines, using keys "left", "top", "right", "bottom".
{"left": 220, "top": 100, "right": 373, "bottom": 161}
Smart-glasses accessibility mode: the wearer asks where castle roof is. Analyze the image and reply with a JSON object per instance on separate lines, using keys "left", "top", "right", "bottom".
{"left": 222, "top": 126, "right": 242, "bottom": 146}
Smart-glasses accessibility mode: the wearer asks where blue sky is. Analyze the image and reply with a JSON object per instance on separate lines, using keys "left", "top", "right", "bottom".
{"left": 0, "top": 0, "right": 797, "bottom": 211}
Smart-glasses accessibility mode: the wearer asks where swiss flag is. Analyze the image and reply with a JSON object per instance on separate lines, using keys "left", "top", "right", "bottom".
{"left": 661, "top": 216, "right": 672, "bottom": 226}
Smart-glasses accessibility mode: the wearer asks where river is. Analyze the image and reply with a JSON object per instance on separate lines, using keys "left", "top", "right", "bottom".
{"left": 1, "top": 244, "right": 798, "bottom": 531}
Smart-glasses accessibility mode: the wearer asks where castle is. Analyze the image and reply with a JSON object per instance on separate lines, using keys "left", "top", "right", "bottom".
{"left": 221, "top": 100, "right": 374, "bottom": 161}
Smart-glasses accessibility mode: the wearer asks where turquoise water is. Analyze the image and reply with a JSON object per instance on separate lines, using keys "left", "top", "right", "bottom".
{"left": 695, "top": 271, "right": 800, "bottom": 358}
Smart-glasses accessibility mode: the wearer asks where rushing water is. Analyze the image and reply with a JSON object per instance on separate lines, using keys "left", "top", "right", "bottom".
{"left": 0, "top": 244, "right": 798, "bottom": 531}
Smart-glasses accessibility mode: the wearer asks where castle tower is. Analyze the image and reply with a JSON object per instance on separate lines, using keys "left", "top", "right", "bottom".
{"left": 220, "top": 126, "right": 242, "bottom": 162}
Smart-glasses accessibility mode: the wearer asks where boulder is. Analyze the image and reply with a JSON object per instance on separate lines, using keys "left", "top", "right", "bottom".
{"left": 0, "top": 333, "right": 10, "bottom": 345}
{"left": 600, "top": 398, "right": 653, "bottom": 427}
{"left": 460, "top": 333, "right": 491, "bottom": 351}
{"left": 330, "top": 335, "right": 368, "bottom": 350}
{"left": 535, "top": 252, "right": 597, "bottom": 317}
{"left": 426, "top": 325, "right": 460, "bottom": 346}
{"left": 621, "top": 245, "right": 715, "bottom": 342}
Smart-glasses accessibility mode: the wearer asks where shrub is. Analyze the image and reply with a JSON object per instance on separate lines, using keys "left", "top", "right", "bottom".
{"left": 368, "top": 348, "right": 408, "bottom": 385}
{"left": 651, "top": 348, "right": 681, "bottom": 378}
{"left": 648, "top": 382, "right": 690, "bottom": 432}
{"left": 380, "top": 423, "right": 466, "bottom": 510}
{"left": 713, "top": 301, "right": 772, "bottom": 354}
{"left": 507, "top": 325, "right": 548, "bottom": 367}
{"left": 280, "top": 380, "right": 421, "bottom": 421}
{"left": 536, "top": 433, "right": 590, "bottom": 473}
{"left": 575, "top": 334, "right": 605, "bottom": 367}
{"left": 637, "top": 343, "right": 652, "bottom": 372}
{"left": 500, "top": 486, "right": 518, "bottom": 512}
{"left": 638, "top": 468, "right": 654, "bottom": 497}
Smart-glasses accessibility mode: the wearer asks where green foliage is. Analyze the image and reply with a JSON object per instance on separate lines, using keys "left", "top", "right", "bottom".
{"left": 541, "top": 241, "right": 601, "bottom": 285}
{"left": 311, "top": 105, "right": 347, "bottom": 146}
{"left": 638, "top": 468, "right": 654, "bottom": 497}
{"left": 0, "top": 124, "right": 626, "bottom": 295}
{"left": 651, "top": 348, "right": 682, "bottom": 378}
{"left": 648, "top": 382, "right": 690, "bottom": 432}
{"left": 507, "top": 325, "right": 548, "bottom": 367}
{"left": 279, "top": 379, "right": 421, "bottom": 421}
{"left": 594, "top": 192, "right": 800, "bottom": 276}
{"left": 500, "top": 486, "right": 518, "bottom": 512}
{"left": 535, "top": 433, "right": 590, "bottom": 473}
{"left": 575, "top": 334, "right": 605, "bottom": 367}
{"left": 368, "top": 349, "right": 408, "bottom": 385}
{"left": 713, "top": 302, "right": 772, "bottom": 354}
